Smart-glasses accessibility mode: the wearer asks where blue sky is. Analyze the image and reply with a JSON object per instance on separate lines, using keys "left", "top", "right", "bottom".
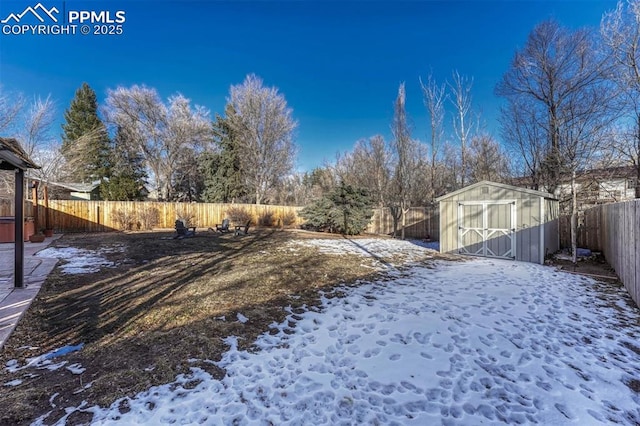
{"left": 0, "top": 0, "right": 617, "bottom": 171}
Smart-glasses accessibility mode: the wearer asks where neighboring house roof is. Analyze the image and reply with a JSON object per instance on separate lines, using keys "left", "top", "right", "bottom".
{"left": 48, "top": 181, "right": 99, "bottom": 193}
{"left": 574, "top": 165, "right": 637, "bottom": 181}
{"left": 30, "top": 178, "right": 100, "bottom": 193}
{"left": 436, "top": 180, "right": 557, "bottom": 202}
{"left": 0, "top": 137, "right": 39, "bottom": 170}
{"left": 512, "top": 165, "right": 638, "bottom": 188}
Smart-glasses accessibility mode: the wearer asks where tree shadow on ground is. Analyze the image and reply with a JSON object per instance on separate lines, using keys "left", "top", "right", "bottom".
{"left": 0, "top": 229, "right": 388, "bottom": 426}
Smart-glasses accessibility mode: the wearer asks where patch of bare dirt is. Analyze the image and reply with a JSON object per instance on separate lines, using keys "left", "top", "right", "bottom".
{"left": 550, "top": 251, "right": 619, "bottom": 280}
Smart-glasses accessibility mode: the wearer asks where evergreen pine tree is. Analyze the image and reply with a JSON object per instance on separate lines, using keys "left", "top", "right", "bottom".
{"left": 201, "top": 106, "right": 247, "bottom": 202}
{"left": 61, "top": 82, "right": 112, "bottom": 183}
{"left": 299, "top": 183, "right": 374, "bottom": 235}
{"left": 100, "top": 126, "right": 147, "bottom": 201}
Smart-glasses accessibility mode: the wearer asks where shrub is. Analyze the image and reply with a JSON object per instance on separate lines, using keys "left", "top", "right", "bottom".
{"left": 138, "top": 207, "right": 159, "bottom": 231}
{"left": 176, "top": 207, "right": 196, "bottom": 228}
{"left": 299, "top": 183, "right": 373, "bottom": 235}
{"left": 258, "top": 211, "right": 275, "bottom": 227}
{"left": 226, "top": 206, "right": 253, "bottom": 225}
{"left": 112, "top": 209, "right": 137, "bottom": 231}
{"left": 281, "top": 210, "right": 298, "bottom": 227}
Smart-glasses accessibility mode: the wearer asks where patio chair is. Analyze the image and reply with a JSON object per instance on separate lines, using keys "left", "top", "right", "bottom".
{"left": 174, "top": 219, "right": 196, "bottom": 239}
{"left": 234, "top": 220, "right": 251, "bottom": 236}
{"left": 212, "top": 218, "right": 230, "bottom": 233}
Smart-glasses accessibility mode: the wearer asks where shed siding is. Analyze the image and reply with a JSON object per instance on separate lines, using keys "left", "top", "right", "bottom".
{"left": 438, "top": 181, "right": 559, "bottom": 264}
{"left": 439, "top": 200, "right": 456, "bottom": 254}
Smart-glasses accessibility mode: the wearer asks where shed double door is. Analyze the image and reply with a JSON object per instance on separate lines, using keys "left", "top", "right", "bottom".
{"left": 458, "top": 201, "right": 516, "bottom": 259}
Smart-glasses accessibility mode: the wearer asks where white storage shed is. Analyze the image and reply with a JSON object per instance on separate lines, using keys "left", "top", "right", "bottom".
{"left": 436, "top": 181, "right": 559, "bottom": 264}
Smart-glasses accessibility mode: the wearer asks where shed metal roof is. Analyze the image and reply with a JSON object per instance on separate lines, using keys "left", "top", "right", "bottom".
{"left": 435, "top": 180, "right": 557, "bottom": 202}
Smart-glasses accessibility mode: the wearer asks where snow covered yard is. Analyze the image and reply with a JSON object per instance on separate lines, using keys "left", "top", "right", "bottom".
{"left": 25, "top": 237, "right": 640, "bottom": 425}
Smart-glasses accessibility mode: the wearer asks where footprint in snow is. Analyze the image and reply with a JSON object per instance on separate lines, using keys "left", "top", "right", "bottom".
{"left": 587, "top": 409, "right": 605, "bottom": 422}
{"left": 535, "top": 380, "right": 552, "bottom": 391}
{"left": 363, "top": 348, "right": 381, "bottom": 358}
{"left": 555, "top": 403, "right": 576, "bottom": 419}
{"left": 413, "top": 332, "right": 430, "bottom": 344}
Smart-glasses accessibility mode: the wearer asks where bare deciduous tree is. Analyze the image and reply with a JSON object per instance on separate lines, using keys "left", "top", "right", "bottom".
{"left": 335, "top": 135, "right": 392, "bottom": 207}
{"left": 104, "top": 86, "right": 211, "bottom": 200}
{"left": 20, "top": 96, "right": 56, "bottom": 158}
{"left": 104, "top": 85, "right": 167, "bottom": 198}
{"left": 227, "top": 74, "right": 298, "bottom": 204}
{"left": 19, "top": 97, "right": 64, "bottom": 196}
{"left": 390, "top": 82, "right": 422, "bottom": 239}
{"left": 499, "top": 97, "right": 547, "bottom": 190}
{"left": 497, "top": 20, "right": 616, "bottom": 263}
{"left": 602, "top": 0, "right": 640, "bottom": 197}
{"left": 0, "top": 85, "right": 24, "bottom": 134}
{"left": 0, "top": 95, "right": 63, "bottom": 200}
{"left": 165, "top": 95, "right": 212, "bottom": 201}
{"left": 449, "top": 71, "right": 475, "bottom": 187}
{"left": 420, "top": 73, "right": 447, "bottom": 200}
{"left": 468, "top": 133, "right": 510, "bottom": 183}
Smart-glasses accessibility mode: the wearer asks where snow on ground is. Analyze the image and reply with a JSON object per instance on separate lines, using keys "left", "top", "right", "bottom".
{"left": 36, "top": 245, "right": 124, "bottom": 274}
{"left": 5, "top": 344, "right": 85, "bottom": 375}
{"left": 26, "top": 239, "right": 640, "bottom": 425}
{"left": 286, "top": 238, "right": 436, "bottom": 269}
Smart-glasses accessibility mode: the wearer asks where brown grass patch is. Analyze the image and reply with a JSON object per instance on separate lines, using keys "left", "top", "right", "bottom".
{"left": 0, "top": 229, "right": 434, "bottom": 425}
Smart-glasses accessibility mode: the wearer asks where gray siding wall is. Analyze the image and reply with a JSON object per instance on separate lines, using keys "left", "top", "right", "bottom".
{"left": 515, "top": 196, "right": 540, "bottom": 263}
{"left": 439, "top": 183, "right": 559, "bottom": 264}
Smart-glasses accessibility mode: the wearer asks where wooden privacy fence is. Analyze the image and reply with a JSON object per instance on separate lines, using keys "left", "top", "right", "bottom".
{"left": 559, "top": 212, "right": 604, "bottom": 249}
{"left": 0, "top": 199, "right": 13, "bottom": 216}
{"left": 560, "top": 200, "right": 639, "bottom": 308}
{"left": 1, "top": 199, "right": 440, "bottom": 240}
{"left": 366, "top": 206, "right": 439, "bottom": 240}
{"left": 6, "top": 200, "right": 304, "bottom": 232}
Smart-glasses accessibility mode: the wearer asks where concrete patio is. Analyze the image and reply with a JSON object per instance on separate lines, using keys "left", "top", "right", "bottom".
{"left": 0, "top": 235, "right": 61, "bottom": 350}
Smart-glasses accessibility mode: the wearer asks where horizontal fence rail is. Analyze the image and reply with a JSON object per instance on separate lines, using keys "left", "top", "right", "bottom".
{"left": 560, "top": 200, "right": 639, "bottom": 308}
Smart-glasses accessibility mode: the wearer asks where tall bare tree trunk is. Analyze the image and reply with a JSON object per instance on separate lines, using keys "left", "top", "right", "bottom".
{"left": 636, "top": 114, "right": 640, "bottom": 198}
{"left": 390, "top": 205, "right": 401, "bottom": 238}
{"left": 571, "top": 170, "right": 578, "bottom": 265}
{"left": 401, "top": 205, "right": 408, "bottom": 240}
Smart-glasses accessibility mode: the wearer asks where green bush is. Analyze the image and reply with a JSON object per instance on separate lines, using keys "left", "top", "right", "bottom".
{"left": 299, "top": 183, "right": 373, "bottom": 235}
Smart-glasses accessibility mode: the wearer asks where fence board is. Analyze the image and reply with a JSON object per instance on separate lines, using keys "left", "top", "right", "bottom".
{"left": 9, "top": 200, "right": 304, "bottom": 233}
{"left": 560, "top": 200, "right": 640, "bottom": 308}
{"left": 625, "top": 202, "right": 637, "bottom": 301}
{"left": 366, "top": 207, "right": 439, "bottom": 240}
{"left": 636, "top": 203, "right": 640, "bottom": 305}
{"left": 4, "top": 200, "right": 442, "bottom": 240}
